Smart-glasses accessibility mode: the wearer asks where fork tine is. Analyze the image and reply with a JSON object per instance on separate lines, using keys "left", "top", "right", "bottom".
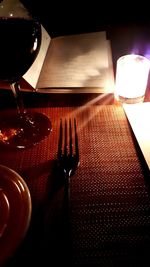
{"left": 58, "top": 118, "right": 79, "bottom": 173}
{"left": 58, "top": 118, "right": 63, "bottom": 160}
{"left": 69, "top": 118, "right": 73, "bottom": 156}
{"left": 64, "top": 119, "right": 68, "bottom": 157}
{"left": 74, "top": 118, "right": 79, "bottom": 162}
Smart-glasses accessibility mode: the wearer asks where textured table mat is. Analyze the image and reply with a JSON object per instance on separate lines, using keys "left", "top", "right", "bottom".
{"left": 1, "top": 105, "right": 150, "bottom": 267}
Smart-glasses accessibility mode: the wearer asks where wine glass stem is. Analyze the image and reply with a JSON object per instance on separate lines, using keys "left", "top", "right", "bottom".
{"left": 10, "top": 81, "right": 26, "bottom": 115}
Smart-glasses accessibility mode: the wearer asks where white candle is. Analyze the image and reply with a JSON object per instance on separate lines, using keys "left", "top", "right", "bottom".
{"left": 115, "top": 54, "right": 150, "bottom": 103}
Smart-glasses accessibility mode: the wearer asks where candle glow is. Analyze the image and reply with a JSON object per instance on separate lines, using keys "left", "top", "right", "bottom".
{"left": 115, "top": 54, "right": 150, "bottom": 103}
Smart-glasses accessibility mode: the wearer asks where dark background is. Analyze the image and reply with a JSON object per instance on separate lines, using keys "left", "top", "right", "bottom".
{"left": 21, "top": 0, "right": 150, "bottom": 37}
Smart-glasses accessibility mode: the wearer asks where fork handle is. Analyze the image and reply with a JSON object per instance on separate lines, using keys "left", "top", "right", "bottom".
{"left": 60, "top": 173, "right": 72, "bottom": 265}
{"left": 63, "top": 173, "right": 70, "bottom": 214}
{"left": 63, "top": 173, "right": 71, "bottom": 245}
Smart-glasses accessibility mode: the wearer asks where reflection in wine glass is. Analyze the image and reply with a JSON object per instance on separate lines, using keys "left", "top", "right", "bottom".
{"left": 0, "top": 0, "right": 52, "bottom": 148}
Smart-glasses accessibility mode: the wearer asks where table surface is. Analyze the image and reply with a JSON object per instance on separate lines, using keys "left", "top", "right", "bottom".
{"left": 0, "top": 91, "right": 150, "bottom": 267}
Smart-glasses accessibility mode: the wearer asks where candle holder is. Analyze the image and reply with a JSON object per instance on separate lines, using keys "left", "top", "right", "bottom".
{"left": 115, "top": 54, "right": 150, "bottom": 104}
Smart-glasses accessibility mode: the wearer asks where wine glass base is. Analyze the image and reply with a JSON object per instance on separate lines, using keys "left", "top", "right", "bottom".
{"left": 0, "top": 111, "right": 52, "bottom": 149}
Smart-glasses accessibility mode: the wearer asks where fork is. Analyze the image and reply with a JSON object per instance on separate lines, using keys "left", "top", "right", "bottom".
{"left": 57, "top": 118, "right": 79, "bottom": 264}
{"left": 57, "top": 117, "right": 79, "bottom": 205}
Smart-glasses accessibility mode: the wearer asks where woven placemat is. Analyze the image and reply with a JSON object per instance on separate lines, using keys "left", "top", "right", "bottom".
{"left": 1, "top": 105, "right": 150, "bottom": 267}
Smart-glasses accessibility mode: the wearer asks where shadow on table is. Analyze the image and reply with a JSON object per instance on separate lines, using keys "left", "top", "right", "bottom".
{"left": 4, "top": 160, "right": 72, "bottom": 267}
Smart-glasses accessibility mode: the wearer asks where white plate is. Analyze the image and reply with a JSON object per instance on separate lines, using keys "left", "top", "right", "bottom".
{"left": 0, "top": 165, "right": 32, "bottom": 265}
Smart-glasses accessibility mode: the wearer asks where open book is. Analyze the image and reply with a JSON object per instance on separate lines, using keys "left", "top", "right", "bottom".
{"left": 22, "top": 26, "right": 114, "bottom": 93}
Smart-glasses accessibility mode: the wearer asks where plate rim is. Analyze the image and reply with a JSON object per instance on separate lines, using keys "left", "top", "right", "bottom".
{"left": 0, "top": 164, "right": 32, "bottom": 265}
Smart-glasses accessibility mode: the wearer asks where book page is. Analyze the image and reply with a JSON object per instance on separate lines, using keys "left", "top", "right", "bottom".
{"left": 37, "top": 31, "right": 114, "bottom": 93}
{"left": 23, "top": 25, "right": 51, "bottom": 89}
{"left": 123, "top": 102, "right": 150, "bottom": 170}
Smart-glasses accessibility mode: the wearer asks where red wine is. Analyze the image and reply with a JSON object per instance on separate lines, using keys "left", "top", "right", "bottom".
{"left": 0, "top": 18, "right": 41, "bottom": 82}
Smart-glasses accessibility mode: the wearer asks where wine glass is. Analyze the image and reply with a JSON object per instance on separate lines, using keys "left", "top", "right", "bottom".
{"left": 0, "top": 0, "right": 52, "bottom": 148}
